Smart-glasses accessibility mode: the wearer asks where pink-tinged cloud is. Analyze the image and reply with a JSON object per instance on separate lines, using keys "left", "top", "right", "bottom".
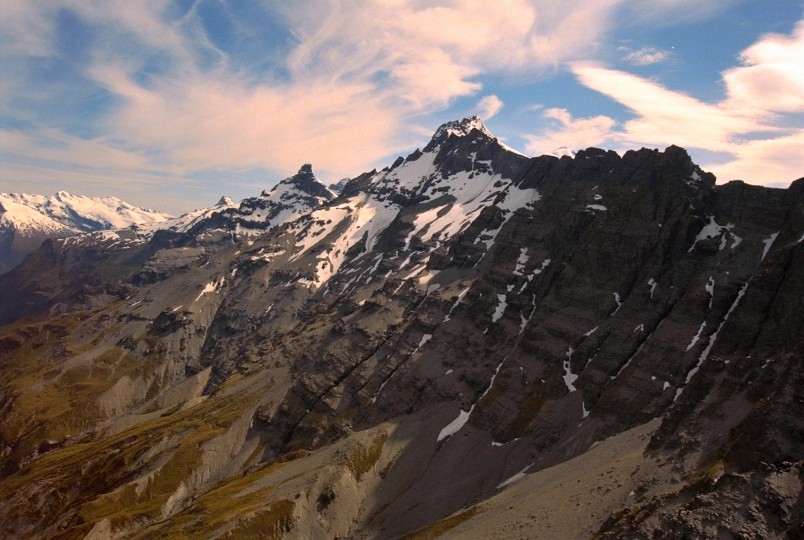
{"left": 705, "top": 130, "right": 804, "bottom": 185}
{"left": 572, "top": 64, "right": 764, "bottom": 151}
{"left": 476, "top": 95, "right": 504, "bottom": 120}
{"left": 722, "top": 20, "right": 804, "bottom": 116}
{"left": 523, "top": 108, "right": 616, "bottom": 156}
{"left": 90, "top": 65, "right": 402, "bottom": 180}
{"left": 563, "top": 19, "right": 804, "bottom": 186}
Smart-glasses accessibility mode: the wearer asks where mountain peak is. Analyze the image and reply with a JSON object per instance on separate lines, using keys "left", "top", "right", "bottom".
{"left": 297, "top": 163, "right": 314, "bottom": 177}
{"left": 264, "top": 164, "right": 334, "bottom": 202}
{"left": 432, "top": 116, "right": 494, "bottom": 142}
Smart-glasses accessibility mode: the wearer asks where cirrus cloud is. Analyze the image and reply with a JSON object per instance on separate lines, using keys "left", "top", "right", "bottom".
{"left": 0, "top": 1, "right": 798, "bottom": 212}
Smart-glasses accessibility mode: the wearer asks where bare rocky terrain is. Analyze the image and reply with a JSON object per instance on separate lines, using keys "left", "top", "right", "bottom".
{"left": 0, "top": 117, "right": 801, "bottom": 539}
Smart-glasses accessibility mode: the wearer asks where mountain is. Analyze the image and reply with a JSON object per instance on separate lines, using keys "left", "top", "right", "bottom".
{"left": 0, "top": 118, "right": 801, "bottom": 539}
{"left": 328, "top": 178, "right": 351, "bottom": 194}
{"left": 0, "top": 191, "right": 172, "bottom": 275}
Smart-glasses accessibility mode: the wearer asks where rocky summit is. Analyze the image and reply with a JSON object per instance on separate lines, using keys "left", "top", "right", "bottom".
{"left": 0, "top": 118, "right": 801, "bottom": 539}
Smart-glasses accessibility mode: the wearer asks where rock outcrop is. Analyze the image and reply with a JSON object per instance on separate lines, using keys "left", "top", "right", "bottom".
{"left": 0, "top": 118, "right": 801, "bottom": 539}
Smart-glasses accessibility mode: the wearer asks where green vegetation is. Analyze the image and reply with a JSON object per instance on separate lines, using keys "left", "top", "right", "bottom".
{"left": 225, "top": 500, "right": 296, "bottom": 539}
{"left": 346, "top": 431, "right": 387, "bottom": 482}
{"left": 0, "top": 364, "right": 263, "bottom": 535}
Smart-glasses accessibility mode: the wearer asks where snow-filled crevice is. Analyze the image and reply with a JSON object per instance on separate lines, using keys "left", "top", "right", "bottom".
{"left": 491, "top": 293, "right": 508, "bottom": 323}
{"left": 443, "top": 286, "right": 471, "bottom": 323}
{"left": 674, "top": 281, "right": 749, "bottom": 401}
{"left": 562, "top": 347, "right": 578, "bottom": 393}
{"left": 437, "top": 357, "right": 507, "bottom": 442}
{"left": 761, "top": 231, "right": 779, "bottom": 261}
{"left": 497, "top": 464, "right": 533, "bottom": 489}
{"left": 612, "top": 292, "right": 623, "bottom": 314}
{"left": 519, "top": 258, "right": 551, "bottom": 293}
{"left": 370, "top": 333, "right": 432, "bottom": 404}
{"left": 686, "top": 322, "right": 707, "bottom": 352}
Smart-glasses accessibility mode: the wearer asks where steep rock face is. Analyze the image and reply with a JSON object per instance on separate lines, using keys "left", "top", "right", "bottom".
{"left": 0, "top": 119, "right": 801, "bottom": 539}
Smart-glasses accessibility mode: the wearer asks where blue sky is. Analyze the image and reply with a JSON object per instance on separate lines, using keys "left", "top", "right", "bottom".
{"left": 1, "top": 1, "right": 802, "bottom": 214}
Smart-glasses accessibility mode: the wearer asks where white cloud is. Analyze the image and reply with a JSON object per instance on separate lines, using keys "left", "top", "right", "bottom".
{"left": 560, "top": 19, "right": 804, "bottom": 186}
{"left": 1, "top": 1, "right": 799, "bottom": 212}
{"left": 89, "top": 64, "right": 402, "bottom": 179}
{"left": 476, "top": 95, "right": 504, "bottom": 120}
{"left": 571, "top": 64, "right": 763, "bottom": 151}
{"left": 524, "top": 108, "right": 616, "bottom": 156}
{"left": 705, "top": 130, "right": 804, "bottom": 185}
{"left": 2, "top": 0, "right": 638, "bottom": 192}
{"left": 722, "top": 20, "right": 804, "bottom": 116}
{"left": 622, "top": 46, "right": 671, "bottom": 65}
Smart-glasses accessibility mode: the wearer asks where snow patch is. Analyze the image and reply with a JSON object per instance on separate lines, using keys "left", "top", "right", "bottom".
{"left": 497, "top": 464, "right": 533, "bottom": 489}
{"left": 443, "top": 286, "right": 471, "bottom": 322}
{"left": 705, "top": 276, "right": 715, "bottom": 309}
{"left": 519, "top": 258, "right": 551, "bottom": 293}
{"left": 562, "top": 347, "right": 578, "bottom": 393}
{"left": 437, "top": 409, "right": 472, "bottom": 442}
{"left": 676, "top": 282, "right": 749, "bottom": 401}
{"left": 492, "top": 293, "right": 507, "bottom": 323}
{"left": 686, "top": 322, "right": 707, "bottom": 351}
{"left": 761, "top": 232, "right": 779, "bottom": 261}
{"left": 613, "top": 292, "right": 622, "bottom": 314}
{"left": 689, "top": 215, "right": 740, "bottom": 252}
{"left": 648, "top": 278, "right": 657, "bottom": 299}
{"left": 195, "top": 276, "right": 225, "bottom": 302}
{"left": 512, "top": 247, "right": 529, "bottom": 276}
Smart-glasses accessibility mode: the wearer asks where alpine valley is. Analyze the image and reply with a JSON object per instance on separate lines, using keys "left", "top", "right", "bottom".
{"left": 0, "top": 117, "right": 801, "bottom": 539}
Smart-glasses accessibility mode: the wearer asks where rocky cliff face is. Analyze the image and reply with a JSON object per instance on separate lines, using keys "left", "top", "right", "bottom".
{"left": 0, "top": 118, "right": 801, "bottom": 539}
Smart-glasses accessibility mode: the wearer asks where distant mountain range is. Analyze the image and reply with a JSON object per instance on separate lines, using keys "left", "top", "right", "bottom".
{"left": 0, "top": 117, "right": 801, "bottom": 539}
{"left": 0, "top": 191, "right": 171, "bottom": 274}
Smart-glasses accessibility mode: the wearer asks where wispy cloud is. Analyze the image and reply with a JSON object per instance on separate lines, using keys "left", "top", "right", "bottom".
{"left": 569, "top": 23, "right": 803, "bottom": 184}
{"left": 2, "top": 1, "right": 635, "bottom": 199}
{"left": 476, "top": 95, "right": 504, "bottom": 120}
{"left": 622, "top": 46, "right": 671, "bottom": 65}
{"left": 523, "top": 108, "right": 616, "bottom": 156}
{"left": 0, "top": 1, "right": 799, "bottom": 212}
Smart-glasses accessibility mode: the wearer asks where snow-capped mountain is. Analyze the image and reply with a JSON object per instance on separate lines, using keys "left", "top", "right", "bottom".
{"left": 135, "top": 163, "right": 334, "bottom": 239}
{"left": 0, "top": 118, "right": 802, "bottom": 539}
{"left": 0, "top": 191, "right": 171, "bottom": 274}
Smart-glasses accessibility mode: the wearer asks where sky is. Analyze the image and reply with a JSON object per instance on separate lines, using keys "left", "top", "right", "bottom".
{"left": 1, "top": 1, "right": 803, "bottom": 214}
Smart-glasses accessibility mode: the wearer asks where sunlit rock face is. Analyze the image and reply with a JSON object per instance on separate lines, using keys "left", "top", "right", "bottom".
{"left": 0, "top": 118, "right": 801, "bottom": 539}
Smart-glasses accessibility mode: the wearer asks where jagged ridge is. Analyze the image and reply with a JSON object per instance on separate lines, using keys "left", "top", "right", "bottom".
{"left": 0, "top": 118, "right": 801, "bottom": 539}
